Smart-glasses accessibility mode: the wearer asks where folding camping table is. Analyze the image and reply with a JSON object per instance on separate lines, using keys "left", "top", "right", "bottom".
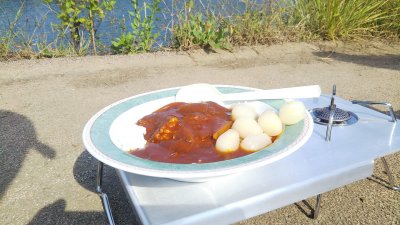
{"left": 94, "top": 95, "right": 400, "bottom": 225}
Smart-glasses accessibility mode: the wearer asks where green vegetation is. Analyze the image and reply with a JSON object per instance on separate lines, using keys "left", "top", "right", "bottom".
{"left": 1, "top": 0, "right": 399, "bottom": 61}
{"left": 111, "top": 0, "right": 161, "bottom": 53}
{"left": 171, "top": 0, "right": 232, "bottom": 50}
{"left": 0, "top": 3, "right": 63, "bottom": 59}
{"left": 384, "top": 0, "right": 400, "bottom": 36}
{"left": 0, "top": 4, "right": 23, "bottom": 59}
{"left": 229, "top": 1, "right": 296, "bottom": 46}
{"left": 44, "top": 0, "right": 116, "bottom": 54}
{"left": 291, "top": 0, "right": 400, "bottom": 40}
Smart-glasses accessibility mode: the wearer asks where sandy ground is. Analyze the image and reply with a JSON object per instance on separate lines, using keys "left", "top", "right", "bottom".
{"left": 0, "top": 42, "right": 399, "bottom": 225}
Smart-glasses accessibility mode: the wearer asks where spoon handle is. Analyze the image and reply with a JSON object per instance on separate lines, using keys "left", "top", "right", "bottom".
{"left": 220, "top": 85, "right": 321, "bottom": 101}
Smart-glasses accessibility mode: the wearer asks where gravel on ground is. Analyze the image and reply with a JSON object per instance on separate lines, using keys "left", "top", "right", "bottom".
{"left": 0, "top": 41, "right": 399, "bottom": 225}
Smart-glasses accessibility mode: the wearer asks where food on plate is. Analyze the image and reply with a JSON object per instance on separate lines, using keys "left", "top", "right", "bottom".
{"left": 258, "top": 110, "right": 283, "bottom": 136}
{"left": 215, "top": 129, "right": 240, "bottom": 153}
{"left": 212, "top": 120, "right": 233, "bottom": 140}
{"left": 132, "top": 101, "right": 250, "bottom": 163}
{"left": 232, "top": 117, "right": 263, "bottom": 139}
{"left": 130, "top": 99, "right": 306, "bottom": 164}
{"left": 279, "top": 101, "right": 306, "bottom": 125}
{"left": 231, "top": 104, "right": 257, "bottom": 120}
{"left": 240, "top": 133, "right": 272, "bottom": 152}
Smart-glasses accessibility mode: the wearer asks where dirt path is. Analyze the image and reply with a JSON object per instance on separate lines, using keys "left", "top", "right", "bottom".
{"left": 0, "top": 42, "right": 399, "bottom": 225}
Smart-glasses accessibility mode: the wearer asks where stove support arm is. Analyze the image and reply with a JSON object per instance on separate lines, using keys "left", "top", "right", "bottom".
{"left": 313, "top": 194, "right": 322, "bottom": 219}
{"left": 351, "top": 100, "right": 397, "bottom": 123}
{"left": 96, "top": 161, "right": 116, "bottom": 225}
{"left": 381, "top": 157, "right": 400, "bottom": 191}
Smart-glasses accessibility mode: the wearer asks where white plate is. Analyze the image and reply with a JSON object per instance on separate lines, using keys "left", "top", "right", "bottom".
{"left": 82, "top": 85, "right": 313, "bottom": 182}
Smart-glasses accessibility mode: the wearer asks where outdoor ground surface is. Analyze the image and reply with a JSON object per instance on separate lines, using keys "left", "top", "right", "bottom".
{"left": 0, "top": 42, "right": 399, "bottom": 225}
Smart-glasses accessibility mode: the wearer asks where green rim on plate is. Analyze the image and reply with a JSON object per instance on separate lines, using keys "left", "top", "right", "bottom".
{"left": 85, "top": 86, "right": 309, "bottom": 176}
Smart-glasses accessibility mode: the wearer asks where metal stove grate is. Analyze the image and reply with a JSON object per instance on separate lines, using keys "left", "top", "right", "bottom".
{"left": 311, "top": 107, "right": 358, "bottom": 126}
{"left": 313, "top": 107, "right": 350, "bottom": 122}
{"left": 311, "top": 85, "right": 359, "bottom": 141}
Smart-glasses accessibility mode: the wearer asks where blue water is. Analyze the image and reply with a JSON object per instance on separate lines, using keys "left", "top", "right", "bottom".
{"left": 0, "top": 0, "right": 151, "bottom": 47}
{"left": 0, "top": 0, "right": 256, "bottom": 50}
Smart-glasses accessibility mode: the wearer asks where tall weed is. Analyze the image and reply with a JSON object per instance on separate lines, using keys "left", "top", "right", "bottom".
{"left": 111, "top": 0, "right": 161, "bottom": 53}
{"left": 381, "top": 0, "right": 400, "bottom": 37}
{"left": 1, "top": 0, "right": 399, "bottom": 61}
{"left": 0, "top": 5, "right": 23, "bottom": 59}
{"left": 290, "top": 0, "right": 398, "bottom": 40}
{"left": 171, "top": 0, "right": 232, "bottom": 50}
{"left": 229, "top": 1, "right": 294, "bottom": 46}
{"left": 44, "top": 0, "right": 116, "bottom": 54}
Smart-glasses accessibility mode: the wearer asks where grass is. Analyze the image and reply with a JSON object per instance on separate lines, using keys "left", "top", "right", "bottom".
{"left": 290, "top": 0, "right": 400, "bottom": 40}
{"left": 229, "top": 3, "right": 296, "bottom": 46}
{"left": 0, "top": 3, "right": 82, "bottom": 61}
{"left": 170, "top": 0, "right": 400, "bottom": 50}
{"left": 172, "top": 11, "right": 232, "bottom": 50}
{"left": 1, "top": 0, "right": 399, "bottom": 60}
{"left": 111, "top": 0, "right": 161, "bottom": 54}
{"left": 0, "top": 4, "right": 24, "bottom": 60}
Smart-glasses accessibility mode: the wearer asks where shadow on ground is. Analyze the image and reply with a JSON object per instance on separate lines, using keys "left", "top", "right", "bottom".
{"left": 28, "top": 199, "right": 105, "bottom": 225}
{"left": 294, "top": 200, "right": 316, "bottom": 219}
{"left": 73, "top": 150, "right": 138, "bottom": 225}
{"left": 0, "top": 110, "right": 56, "bottom": 200}
{"left": 367, "top": 175, "right": 394, "bottom": 190}
{"left": 313, "top": 52, "right": 400, "bottom": 71}
{"left": 28, "top": 151, "right": 138, "bottom": 225}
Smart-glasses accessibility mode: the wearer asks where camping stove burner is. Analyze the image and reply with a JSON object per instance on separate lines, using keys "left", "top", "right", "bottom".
{"left": 311, "top": 85, "right": 359, "bottom": 130}
{"left": 311, "top": 107, "right": 358, "bottom": 126}
{"left": 314, "top": 107, "right": 350, "bottom": 122}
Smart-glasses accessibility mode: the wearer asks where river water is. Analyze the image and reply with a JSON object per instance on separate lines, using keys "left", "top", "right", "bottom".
{"left": 0, "top": 0, "right": 159, "bottom": 47}
{"left": 0, "top": 0, "right": 255, "bottom": 49}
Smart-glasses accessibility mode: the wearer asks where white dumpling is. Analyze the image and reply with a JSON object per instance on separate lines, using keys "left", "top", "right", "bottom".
{"left": 231, "top": 104, "right": 257, "bottom": 120}
{"left": 232, "top": 118, "right": 263, "bottom": 139}
{"left": 240, "top": 133, "right": 272, "bottom": 152}
{"left": 279, "top": 101, "right": 306, "bottom": 125}
{"left": 215, "top": 129, "right": 240, "bottom": 153}
{"left": 258, "top": 110, "right": 283, "bottom": 136}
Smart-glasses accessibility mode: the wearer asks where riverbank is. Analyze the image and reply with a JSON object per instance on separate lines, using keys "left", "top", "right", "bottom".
{"left": 1, "top": 0, "right": 399, "bottom": 60}
{"left": 0, "top": 42, "right": 399, "bottom": 224}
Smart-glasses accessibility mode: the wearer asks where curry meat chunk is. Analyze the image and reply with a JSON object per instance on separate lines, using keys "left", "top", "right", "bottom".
{"left": 150, "top": 116, "right": 179, "bottom": 142}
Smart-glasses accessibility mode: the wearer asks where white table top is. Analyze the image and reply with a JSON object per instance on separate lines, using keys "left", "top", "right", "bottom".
{"left": 116, "top": 95, "right": 400, "bottom": 225}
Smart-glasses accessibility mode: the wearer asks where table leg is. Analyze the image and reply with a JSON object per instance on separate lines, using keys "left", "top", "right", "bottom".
{"left": 96, "top": 161, "right": 116, "bottom": 225}
{"left": 313, "top": 194, "right": 322, "bottom": 219}
{"left": 381, "top": 157, "right": 400, "bottom": 191}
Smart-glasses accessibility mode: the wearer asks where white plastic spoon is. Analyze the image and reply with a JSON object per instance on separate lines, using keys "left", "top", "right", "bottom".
{"left": 175, "top": 83, "right": 321, "bottom": 103}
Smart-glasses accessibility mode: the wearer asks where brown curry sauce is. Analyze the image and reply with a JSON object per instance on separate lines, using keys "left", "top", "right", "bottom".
{"left": 130, "top": 102, "right": 270, "bottom": 164}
